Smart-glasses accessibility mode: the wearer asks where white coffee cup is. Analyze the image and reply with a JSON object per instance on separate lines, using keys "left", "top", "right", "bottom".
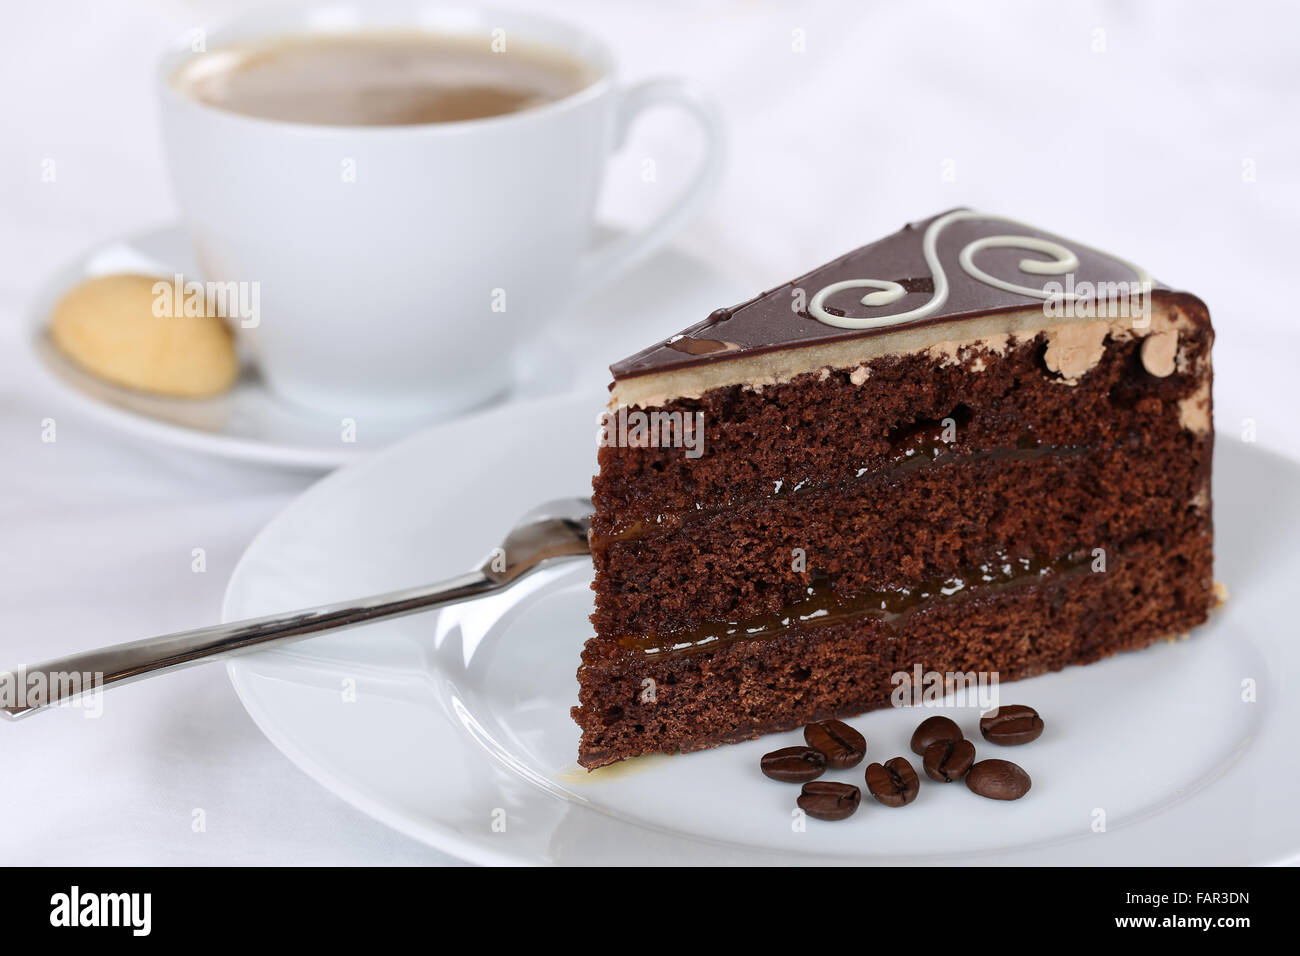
{"left": 157, "top": 1, "right": 722, "bottom": 420}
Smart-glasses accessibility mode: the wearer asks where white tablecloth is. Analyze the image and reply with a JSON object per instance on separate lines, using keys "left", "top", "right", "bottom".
{"left": 2, "top": 0, "right": 1295, "bottom": 865}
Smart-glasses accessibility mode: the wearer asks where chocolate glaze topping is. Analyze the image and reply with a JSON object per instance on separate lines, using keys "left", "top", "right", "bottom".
{"left": 610, "top": 209, "right": 1175, "bottom": 381}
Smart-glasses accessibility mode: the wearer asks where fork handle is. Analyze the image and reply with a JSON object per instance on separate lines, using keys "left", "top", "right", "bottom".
{"left": 0, "top": 569, "right": 495, "bottom": 719}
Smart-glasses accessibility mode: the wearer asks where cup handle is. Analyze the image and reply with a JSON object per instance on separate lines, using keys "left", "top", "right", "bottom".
{"left": 575, "top": 78, "right": 725, "bottom": 298}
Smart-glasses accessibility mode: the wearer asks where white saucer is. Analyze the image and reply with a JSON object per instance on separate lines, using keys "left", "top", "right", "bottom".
{"left": 223, "top": 391, "right": 1300, "bottom": 865}
{"left": 28, "top": 225, "right": 744, "bottom": 470}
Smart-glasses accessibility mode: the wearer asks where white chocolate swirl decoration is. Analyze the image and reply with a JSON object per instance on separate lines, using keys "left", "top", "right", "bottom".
{"left": 808, "top": 210, "right": 1153, "bottom": 330}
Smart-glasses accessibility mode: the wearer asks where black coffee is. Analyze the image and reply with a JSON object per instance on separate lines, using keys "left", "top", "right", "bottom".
{"left": 761, "top": 746, "right": 826, "bottom": 783}
{"left": 804, "top": 719, "right": 866, "bottom": 769}
{"left": 864, "top": 757, "right": 920, "bottom": 807}
{"left": 797, "top": 781, "right": 862, "bottom": 821}
{"left": 173, "top": 32, "right": 594, "bottom": 126}
{"left": 966, "top": 759, "right": 1032, "bottom": 800}
{"left": 979, "top": 705, "right": 1044, "bottom": 746}
{"left": 910, "top": 715, "right": 963, "bottom": 755}
{"left": 923, "top": 738, "right": 976, "bottom": 783}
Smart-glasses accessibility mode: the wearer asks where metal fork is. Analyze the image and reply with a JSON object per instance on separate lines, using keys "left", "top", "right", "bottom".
{"left": 0, "top": 497, "right": 593, "bottom": 719}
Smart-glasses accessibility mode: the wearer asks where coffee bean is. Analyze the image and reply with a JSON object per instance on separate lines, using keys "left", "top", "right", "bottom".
{"left": 909, "top": 715, "right": 963, "bottom": 755}
{"left": 804, "top": 719, "right": 866, "bottom": 768}
{"left": 797, "top": 781, "right": 861, "bottom": 821}
{"left": 864, "top": 756, "right": 920, "bottom": 807}
{"left": 966, "top": 759, "right": 1032, "bottom": 800}
{"left": 979, "top": 705, "right": 1044, "bottom": 746}
{"left": 761, "top": 746, "right": 826, "bottom": 783}
{"left": 922, "top": 738, "right": 976, "bottom": 782}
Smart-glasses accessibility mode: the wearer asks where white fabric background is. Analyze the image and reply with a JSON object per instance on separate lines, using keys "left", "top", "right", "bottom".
{"left": 1, "top": 0, "right": 1296, "bottom": 865}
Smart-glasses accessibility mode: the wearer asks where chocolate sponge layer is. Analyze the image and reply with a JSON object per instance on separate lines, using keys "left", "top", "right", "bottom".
{"left": 592, "top": 438, "right": 1210, "bottom": 637}
{"left": 592, "top": 313, "right": 1213, "bottom": 537}
{"left": 574, "top": 536, "right": 1212, "bottom": 769}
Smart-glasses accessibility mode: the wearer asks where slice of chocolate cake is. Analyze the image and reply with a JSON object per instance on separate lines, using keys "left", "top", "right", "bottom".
{"left": 574, "top": 209, "right": 1215, "bottom": 769}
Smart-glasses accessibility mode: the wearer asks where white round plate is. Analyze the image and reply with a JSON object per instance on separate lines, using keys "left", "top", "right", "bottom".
{"left": 225, "top": 392, "right": 1300, "bottom": 865}
{"left": 28, "top": 226, "right": 742, "bottom": 471}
